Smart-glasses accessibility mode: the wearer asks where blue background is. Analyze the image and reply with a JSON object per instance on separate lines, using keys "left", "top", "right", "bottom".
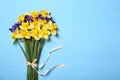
{"left": 0, "top": 0, "right": 120, "bottom": 80}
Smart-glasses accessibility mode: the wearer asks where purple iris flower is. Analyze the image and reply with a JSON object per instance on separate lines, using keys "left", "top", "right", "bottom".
{"left": 45, "top": 17, "right": 55, "bottom": 23}
{"left": 38, "top": 15, "right": 44, "bottom": 20}
{"left": 14, "top": 22, "right": 21, "bottom": 26}
{"left": 9, "top": 22, "right": 21, "bottom": 32}
{"left": 38, "top": 15, "right": 55, "bottom": 23}
{"left": 25, "top": 15, "right": 32, "bottom": 22}
{"left": 45, "top": 17, "right": 51, "bottom": 22}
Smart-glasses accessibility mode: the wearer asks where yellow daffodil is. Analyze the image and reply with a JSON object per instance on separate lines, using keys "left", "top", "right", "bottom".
{"left": 19, "top": 22, "right": 29, "bottom": 31}
{"left": 47, "top": 21, "right": 57, "bottom": 35}
{"left": 29, "top": 23, "right": 35, "bottom": 29}
{"left": 17, "top": 14, "right": 25, "bottom": 22}
{"left": 39, "top": 19, "right": 47, "bottom": 25}
{"left": 39, "top": 28, "right": 50, "bottom": 40}
{"left": 40, "top": 10, "right": 49, "bottom": 17}
{"left": 31, "top": 29, "right": 40, "bottom": 40}
{"left": 31, "top": 19, "right": 38, "bottom": 25}
{"left": 31, "top": 11, "right": 38, "bottom": 18}
{"left": 51, "top": 30, "right": 57, "bottom": 35}
{"left": 34, "top": 23, "right": 42, "bottom": 31}
{"left": 20, "top": 30, "right": 30, "bottom": 39}
{"left": 11, "top": 28, "right": 20, "bottom": 39}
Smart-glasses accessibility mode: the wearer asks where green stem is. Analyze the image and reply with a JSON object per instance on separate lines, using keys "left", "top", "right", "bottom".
{"left": 37, "top": 39, "right": 44, "bottom": 60}
{"left": 16, "top": 39, "right": 26, "bottom": 58}
{"left": 33, "top": 40, "right": 39, "bottom": 59}
{"left": 27, "top": 65, "right": 38, "bottom": 80}
{"left": 23, "top": 39, "right": 30, "bottom": 61}
{"left": 24, "top": 39, "right": 44, "bottom": 80}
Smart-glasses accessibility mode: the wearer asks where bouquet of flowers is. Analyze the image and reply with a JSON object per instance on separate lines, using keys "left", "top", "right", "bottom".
{"left": 9, "top": 10, "right": 65, "bottom": 80}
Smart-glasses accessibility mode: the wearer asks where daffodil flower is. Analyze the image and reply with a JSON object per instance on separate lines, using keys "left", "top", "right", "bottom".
{"left": 39, "top": 28, "right": 50, "bottom": 40}
{"left": 19, "top": 30, "right": 30, "bottom": 39}
{"left": 40, "top": 10, "right": 49, "bottom": 17}
{"left": 31, "top": 29, "right": 40, "bottom": 40}
{"left": 48, "top": 21, "right": 57, "bottom": 35}
{"left": 11, "top": 28, "right": 20, "bottom": 39}
{"left": 17, "top": 14, "right": 25, "bottom": 22}
{"left": 19, "top": 22, "right": 29, "bottom": 31}
{"left": 31, "top": 11, "right": 38, "bottom": 18}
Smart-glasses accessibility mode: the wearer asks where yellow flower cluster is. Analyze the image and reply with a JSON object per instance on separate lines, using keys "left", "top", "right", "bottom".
{"left": 9, "top": 10, "right": 57, "bottom": 40}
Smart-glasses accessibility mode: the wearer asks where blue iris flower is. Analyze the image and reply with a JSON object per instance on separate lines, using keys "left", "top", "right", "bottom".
{"left": 38, "top": 15, "right": 44, "bottom": 20}
{"left": 25, "top": 15, "right": 32, "bottom": 22}
{"left": 38, "top": 15, "right": 55, "bottom": 23}
{"left": 9, "top": 22, "right": 21, "bottom": 32}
